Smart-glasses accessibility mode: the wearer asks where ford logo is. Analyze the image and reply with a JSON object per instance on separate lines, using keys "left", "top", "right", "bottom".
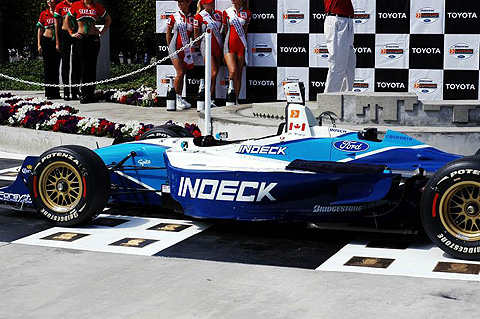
{"left": 355, "top": 20, "right": 362, "bottom": 23}
{"left": 258, "top": 53, "right": 265, "bottom": 57}
{"left": 333, "top": 140, "right": 370, "bottom": 152}
{"left": 424, "top": 19, "right": 431, "bottom": 22}
{"left": 458, "top": 55, "right": 465, "bottom": 59}
{"left": 421, "top": 89, "right": 428, "bottom": 93}
{"left": 290, "top": 20, "right": 297, "bottom": 23}
{"left": 388, "top": 55, "right": 396, "bottom": 59}
{"left": 354, "top": 89, "right": 361, "bottom": 92}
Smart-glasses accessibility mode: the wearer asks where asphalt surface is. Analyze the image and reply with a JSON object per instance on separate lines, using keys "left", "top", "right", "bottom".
{"left": 1, "top": 155, "right": 480, "bottom": 318}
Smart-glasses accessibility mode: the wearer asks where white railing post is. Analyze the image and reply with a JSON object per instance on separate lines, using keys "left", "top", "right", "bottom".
{"left": 204, "top": 28, "right": 212, "bottom": 136}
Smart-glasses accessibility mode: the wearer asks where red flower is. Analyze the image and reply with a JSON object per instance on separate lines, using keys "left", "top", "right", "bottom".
{"left": 192, "top": 130, "right": 201, "bottom": 137}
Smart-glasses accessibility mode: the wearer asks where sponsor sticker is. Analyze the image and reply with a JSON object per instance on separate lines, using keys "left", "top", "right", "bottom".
{"left": 413, "top": 78, "right": 438, "bottom": 94}
{"left": 353, "top": 8, "right": 371, "bottom": 24}
{"left": 415, "top": 7, "right": 440, "bottom": 24}
{"left": 161, "top": 74, "right": 175, "bottom": 85}
{"left": 0, "top": 191, "right": 32, "bottom": 204}
{"left": 333, "top": 140, "right": 369, "bottom": 152}
{"left": 178, "top": 177, "right": 277, "bottom": 202}
{"left": 252, "top": 42, "right": 273, "bottom": 58}
{"left": 237, "top": 145, "right": 287, "bottom": 155}
{"left": 138, "top": 159, "right": 151, "bottom": 167}
{"left": 353, "top": 78, "right": 369, "bottom": 92}
{"left": 449, "top": 43, "right": 475, "bottom": 60}
{"left": 313, "top": 205, "right": 364, "bottom": 213}
{"left": 161, "top": 10, "right": 176, "bottom": 20}
{"left": 313, "top": 43, "right": 329, "bottom": 59}
{"left": 283, "top": 9, "right": 305, "bottom": 24}
{"left": 381, "top": 43, "right": 404, "bottom": 60}
{"left": 282, "top": 76, "right": 300, "bottom": 87}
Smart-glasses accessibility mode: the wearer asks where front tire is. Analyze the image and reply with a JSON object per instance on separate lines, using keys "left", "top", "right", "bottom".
{"left": 29, "top": 145, "right": 110, "bottom": 226}
{"left": 421, "top": 157, "right": 480, "bottom": 260}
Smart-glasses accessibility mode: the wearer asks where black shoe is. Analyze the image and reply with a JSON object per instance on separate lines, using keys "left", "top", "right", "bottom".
{"left": 64, "top": 95, "right": 71, "bottom": 101}
{"left": 71, "top": 94, "right": 79, "bottom": 100}
{"left": 80, "top": 97, "right": 90, "bottom": 104}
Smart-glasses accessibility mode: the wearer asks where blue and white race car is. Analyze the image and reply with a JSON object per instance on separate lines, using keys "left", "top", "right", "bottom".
{"left": 1, "top": 83, "right": 479, "bottom": 260}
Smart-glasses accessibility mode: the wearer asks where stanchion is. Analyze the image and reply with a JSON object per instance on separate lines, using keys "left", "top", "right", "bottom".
{"left": 204, "top": 28, "right": 212, "bottom": 136}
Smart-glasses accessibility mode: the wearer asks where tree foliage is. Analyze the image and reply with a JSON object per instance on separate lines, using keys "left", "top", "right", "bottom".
{"left": 4, "top": 0, "right": 45, "bottom": 50}
{"left": 115, "top": 0, "right": 156, "bottom": 54}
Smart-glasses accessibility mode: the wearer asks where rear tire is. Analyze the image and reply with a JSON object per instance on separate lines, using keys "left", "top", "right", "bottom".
{"left": 139, "top": 124, "right": 193, "bottom": 140}
{"left": 29, "top": 145, "right": 110, "bottom": 226}
{"left": 421, "top": 156, "right": 480, "bottom": 260}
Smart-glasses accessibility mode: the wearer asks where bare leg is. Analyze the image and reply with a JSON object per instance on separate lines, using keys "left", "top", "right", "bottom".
{"left": 211, "top": 56, "right": 221, "bottom": 98}
{"left": 235, "top": 55, "right": 245, "bottom": 99}
{"left": 171, "top": 58, "right": 186, "bottom": 94}
{"left": 224, "top": 53, "right": 238, "bottom": 96}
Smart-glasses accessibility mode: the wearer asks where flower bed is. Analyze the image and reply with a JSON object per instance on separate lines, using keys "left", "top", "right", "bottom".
{"left": 101, "top": 86, "right": 158, "bottom": 107}
{"left": 0, "top": 93, "right": 201, "bottom": 139}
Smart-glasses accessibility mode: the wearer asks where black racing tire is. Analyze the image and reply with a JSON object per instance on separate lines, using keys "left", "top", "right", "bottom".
{"left": 29, "top": 145, "right": 110, "bottom": 226}
{"left": 139, "top": 124, "right": 193, "bottom": 140}
{"left": 421, "top": 156, "right": 480, "bottom": 260}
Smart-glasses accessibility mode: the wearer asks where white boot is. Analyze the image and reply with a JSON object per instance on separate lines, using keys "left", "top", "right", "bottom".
{"left": 180, "top": 96, "right": 191, "bottom": 109}
{"left": 176, "top": 95, "right": 187, "bottom": 110}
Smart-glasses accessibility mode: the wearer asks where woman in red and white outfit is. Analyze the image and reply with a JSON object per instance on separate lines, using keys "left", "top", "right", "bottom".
{"left": 65, "top": 0, "right": 112, "bottom": 104}
{"left": 223, "top": 0, "right": 251, "bottom": 104}
{"left": 194, "top": 0, "right": 223, "bottom": 108}
{"left": 166, "top": 0, "right": 194, "bottom": 110}
{"left": 54, "top": 0, "right": 80, "bottom": 100}
{"left": 37, "top": 0, "right": 61, "bottom": 99}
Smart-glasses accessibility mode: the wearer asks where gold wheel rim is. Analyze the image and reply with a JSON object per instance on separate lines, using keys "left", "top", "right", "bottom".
{"left": 439, "top": 181, "right": 480, "bottom": 241}
{"left": 38, "top": 162, "right": 83, "bottom": 213}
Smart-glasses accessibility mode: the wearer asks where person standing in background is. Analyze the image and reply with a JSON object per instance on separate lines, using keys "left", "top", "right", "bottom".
{"left": 54, "top": 0, "right": 80, "bottom": 101}
{"left": 166, "top": 0, "right": 194, "bottom": 110}
{"left": 37, "top": 0, "right": 61, "bottom": 99}
{"left": 323, "top": 0, "right": 356, "bottom": 93}
{"left": 222, "top": 0, "right": 250, "bottom": 104}
{"left": 65, "top": 0, "right": 111, "bottom": 104}
{"left": 194, "top": 0, "right": 223, "bottom": 108}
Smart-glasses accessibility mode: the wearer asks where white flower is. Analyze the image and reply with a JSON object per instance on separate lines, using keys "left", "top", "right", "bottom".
{"left": 52, "top": 110, "right": 71, "bottom": 118}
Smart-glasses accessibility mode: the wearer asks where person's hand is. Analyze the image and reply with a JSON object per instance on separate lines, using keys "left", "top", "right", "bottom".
{"left": 56, "top": 42, "right": 60, "bottom": 52}
{"left": 71, "top": 32, "right": 83, "bottom": 39}
{"left": 38, "top": 46, "right": 42, "bottom": 55}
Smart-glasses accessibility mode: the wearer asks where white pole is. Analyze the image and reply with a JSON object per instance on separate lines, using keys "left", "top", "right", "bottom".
{"left": 204, "top": 29, "right": 212, "bottom": 136}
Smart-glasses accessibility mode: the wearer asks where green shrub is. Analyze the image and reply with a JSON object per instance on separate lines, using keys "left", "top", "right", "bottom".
{"left": 0, "top": 60, "right": 156, "bottom": 91}
{"left": 0, "top": 60, "right": 44, "bottom": 90}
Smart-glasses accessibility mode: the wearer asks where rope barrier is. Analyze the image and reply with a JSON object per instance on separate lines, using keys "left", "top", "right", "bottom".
{"left": 0, "top": 33, "right": 206, "bottom": 88}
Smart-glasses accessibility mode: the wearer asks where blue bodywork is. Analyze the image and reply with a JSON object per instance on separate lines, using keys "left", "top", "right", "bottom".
{"left": 0, "top": 128, "right": 461, "bottom": 226}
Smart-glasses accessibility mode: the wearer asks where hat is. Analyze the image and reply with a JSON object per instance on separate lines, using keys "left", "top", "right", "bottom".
{"left": 200, "top": 0, "right": 214, "bottom": 4}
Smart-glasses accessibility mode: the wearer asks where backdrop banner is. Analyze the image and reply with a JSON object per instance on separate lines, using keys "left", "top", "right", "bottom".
{"left": 156, "top": 0, "right": 480, "bottom": 101}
